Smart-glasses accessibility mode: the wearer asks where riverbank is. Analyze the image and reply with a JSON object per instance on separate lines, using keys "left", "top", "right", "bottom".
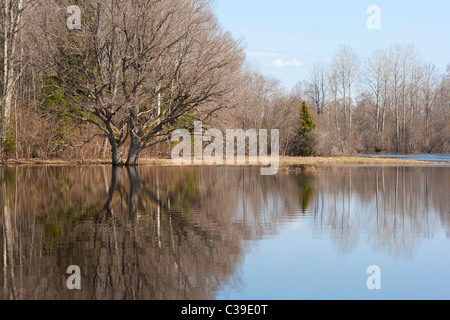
{"left": 1, "top": 156, "right": 447, "bottom": 167}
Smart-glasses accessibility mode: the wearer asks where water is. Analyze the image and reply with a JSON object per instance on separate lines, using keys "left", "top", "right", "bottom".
{"left": 0, "top": 165, "right": 449, "bottom": 300}
{"left": 364, "top": 153, "right": 450, "bottom": 163}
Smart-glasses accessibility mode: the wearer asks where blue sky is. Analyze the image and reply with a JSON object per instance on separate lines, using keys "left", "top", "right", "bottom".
{"left": 213, "top": 0, "right": 450, "bottom": 89}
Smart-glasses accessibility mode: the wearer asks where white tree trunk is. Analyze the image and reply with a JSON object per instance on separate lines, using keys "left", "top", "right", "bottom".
{"left": 2, "top": 0, "right": 24, "bottom": 143}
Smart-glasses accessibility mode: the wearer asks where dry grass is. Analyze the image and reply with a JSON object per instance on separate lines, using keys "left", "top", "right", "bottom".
{"left": 1, "top": 155, "right": 444, "bottom": 167}
{"left": 276, "top": 156, "right": 444, "bottom": 166}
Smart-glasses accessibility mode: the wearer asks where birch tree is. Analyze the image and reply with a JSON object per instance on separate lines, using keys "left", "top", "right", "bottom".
{"left": 0, "top": 0, "right": 33, "bottom": 156}
{"left": 331, "top": 45, "right": 360, "bottom": 132}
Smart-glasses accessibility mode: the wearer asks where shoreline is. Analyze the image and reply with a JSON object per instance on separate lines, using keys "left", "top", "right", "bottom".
{"left": 1, "top": 156, "right": 447, "bottom": 167}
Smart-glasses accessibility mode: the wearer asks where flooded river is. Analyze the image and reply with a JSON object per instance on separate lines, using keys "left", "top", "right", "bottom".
{"left": 0, "top": 165, "right": 449, "bottom": 300}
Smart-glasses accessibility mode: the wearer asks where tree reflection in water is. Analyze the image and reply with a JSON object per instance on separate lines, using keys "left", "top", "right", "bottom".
{"left": 308, "top": 167, "right": 450, "bottom": 256}
{"left": 0, "top": 165, "right": 448, "bottom": 299}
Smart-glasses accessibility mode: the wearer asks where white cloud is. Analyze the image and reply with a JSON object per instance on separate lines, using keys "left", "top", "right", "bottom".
{"left": 273, "top": 59, "right": 303, "bottom": 67}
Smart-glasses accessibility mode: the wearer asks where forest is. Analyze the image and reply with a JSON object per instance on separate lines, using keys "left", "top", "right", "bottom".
{"left": 1, "top": 0, "right": 449, "bottom": 165}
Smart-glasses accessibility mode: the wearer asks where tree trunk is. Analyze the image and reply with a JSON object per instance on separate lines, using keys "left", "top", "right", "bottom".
{"left": 1, "top": 0, "right": 24, "bottom": 149}
{"left": 2, "top": 77, "right": 14, "bottom": 133}
{"left": 126, "top": 105, "right": 142, "bottom": 166}
{"left": 2, "top": 1, "right": 11, "bottom": 145}
{"left": 343, "top": 89, "right": 347, "bottom": 123}
{"left": 110, "top": 139, "right": 124, "bottom": 166}
{"left": 348, "top": 85, "right": 352, "bottom": 133}
{"left": 126, "top": 135, "right": 142, "bottom": 166}
{"left": 334, "top": 93, "right": 339, "bottom": 130}
{"left": 395, "top": 99, "right": 399, "bottom": 154}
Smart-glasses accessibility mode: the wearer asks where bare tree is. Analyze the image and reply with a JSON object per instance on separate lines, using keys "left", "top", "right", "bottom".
{"left": 31, "top": 0, "right": 245, "bottom": 166}
{"left": 420, "top": 62, "right": 440, "bottom": 141}
{"left": 1, "top": 0, "right": 34, "bottom": 156}
{"left": 1, "top": 2, "right": 448, "bottom": 162}
{"left": 331, "top": 45, "right": 360, "bottom": 132}
{"left": 328, "top": 66, "right": 340, "bottom": 130}
{"left": 125, "top": 1, "right": 245, "bottom": 165}
{"left": 365, "top": 49, "right": 385, "bottom": 135}
{"left": 307, "top": 62, "right": 327, "bottom": 115}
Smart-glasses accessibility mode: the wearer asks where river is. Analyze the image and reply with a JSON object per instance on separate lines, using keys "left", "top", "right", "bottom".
{"left": 363, "top": 153, "right": 450, "bottom": 163}
{"left": 0, "top": 164, "right": 449, "bottom": 300}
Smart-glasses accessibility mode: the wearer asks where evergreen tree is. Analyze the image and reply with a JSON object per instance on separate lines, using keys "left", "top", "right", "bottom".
{"left": 296, "top": 102, "right": 317, "bottom": 156}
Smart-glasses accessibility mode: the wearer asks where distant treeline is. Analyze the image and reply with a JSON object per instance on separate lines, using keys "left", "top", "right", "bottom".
{"left": 1, "top": 1, "right": 449, "bottom": 163}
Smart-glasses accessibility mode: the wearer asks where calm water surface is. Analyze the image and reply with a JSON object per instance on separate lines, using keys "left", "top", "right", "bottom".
{"left": 364, "top": 153, "right": 450, "bottom": 163}
{"left": 0, "top": 165, "right": 449, "bottom": 300}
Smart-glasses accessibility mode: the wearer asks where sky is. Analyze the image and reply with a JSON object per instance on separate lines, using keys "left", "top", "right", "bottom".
{"left": 213, "top": 0, "right": 450, "bottom": 90}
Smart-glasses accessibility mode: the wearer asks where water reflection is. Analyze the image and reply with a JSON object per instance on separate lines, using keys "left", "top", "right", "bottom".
{"left": 0, "top": 165, "right": 448, "bottom": 299}
{"left": 308, "top": 167, "right": 450, "bottom": 256}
